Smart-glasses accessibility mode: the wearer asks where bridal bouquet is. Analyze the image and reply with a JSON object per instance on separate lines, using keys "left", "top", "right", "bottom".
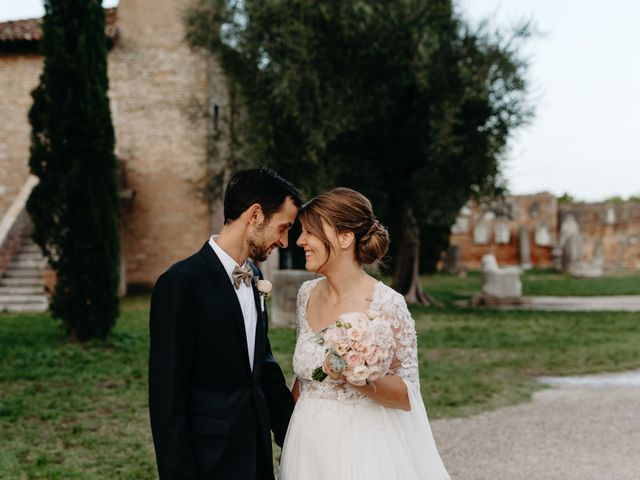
{"left": 312, "top": 310, "right": 395, "bottom": 386}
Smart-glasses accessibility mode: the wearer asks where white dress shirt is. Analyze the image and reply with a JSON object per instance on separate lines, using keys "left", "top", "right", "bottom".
{"left": 209, "top": 235, "right": 257, "bottom": 370}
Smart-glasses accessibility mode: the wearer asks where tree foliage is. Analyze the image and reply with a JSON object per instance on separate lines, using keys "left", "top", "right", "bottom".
{"left": 185, "top": 0, "right": 533, "bottom": 301}
{"left": 27, "top": 0, "right": 120, "bottom": 339}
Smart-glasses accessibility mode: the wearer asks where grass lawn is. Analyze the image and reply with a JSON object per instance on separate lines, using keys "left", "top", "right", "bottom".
{"left": 1, "top": 284, "right": 640, "bottom": 478}
{"left": 421, "top": 270, "right": 640, "bottom": 305}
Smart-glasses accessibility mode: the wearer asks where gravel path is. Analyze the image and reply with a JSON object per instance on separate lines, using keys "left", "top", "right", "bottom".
{"left": 505, "top": 295, "right": 640, "bottom": 311}
{"left": 430, "top": 371, "right": 640, "bottom": 480}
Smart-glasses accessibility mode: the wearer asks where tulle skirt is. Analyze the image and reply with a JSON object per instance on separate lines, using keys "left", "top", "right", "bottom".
{"left": 279, "top": 380, "right": 450, "bottom": 480}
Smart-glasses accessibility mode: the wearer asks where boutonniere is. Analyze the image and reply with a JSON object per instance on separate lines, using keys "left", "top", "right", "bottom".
{"left": 256, "top": 279, "right": 272, "bottom": 299}
{"left": 255, "top": 279, "right": 272, "bottom": 312}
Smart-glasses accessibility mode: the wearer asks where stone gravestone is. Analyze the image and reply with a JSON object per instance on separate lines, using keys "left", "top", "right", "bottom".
{"left": 604, "top": 206, "right": 616, "bottom": 225}
{"left": 443, "top": 244, "right": 461, "bottom": 273}
{"left": 570, "top": 240, "right": 604, "bottom": 278}
{"left": 271, "top": 270, "right": 318, "bottom": 327}
{"left": 480, "top": 254, "right": 522, "bottom": 302}
{"left": 558, "top": 215, "right": 582, "bottom": 272}
{"left": 473, "top": 220, "right": 490, "bottom": 245}
{"left": 494, "top": 221, "right": 511, "bottom": 244}
{"left": 535, "top": 223, "right": 552, "bottom": 247}
{"left": 451, "top": 216, "right": 470, "bottom": 235}
{"left": 518, "top": 227, "right": 532, "bottom": 269}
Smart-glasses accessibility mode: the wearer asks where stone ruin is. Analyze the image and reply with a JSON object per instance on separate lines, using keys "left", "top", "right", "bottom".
{"left": 478, "top": 254, "right": 523, "bottom": 305}
{"left": 447, "top": 194, "right": 640, "bottom": 276}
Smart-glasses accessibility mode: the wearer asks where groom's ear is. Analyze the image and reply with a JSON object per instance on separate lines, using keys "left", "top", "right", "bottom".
{"left": 246, "top": 203, "right": 265, "bottom": 225}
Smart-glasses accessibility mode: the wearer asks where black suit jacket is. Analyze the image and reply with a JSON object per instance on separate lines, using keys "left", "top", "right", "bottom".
{"left": 149, "top": 242, "right": 294, "bottom": 479}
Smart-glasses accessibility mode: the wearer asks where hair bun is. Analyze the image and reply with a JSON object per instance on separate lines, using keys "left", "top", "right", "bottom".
{"left": 357, "top": 219, "right": 389, "bottom": 265}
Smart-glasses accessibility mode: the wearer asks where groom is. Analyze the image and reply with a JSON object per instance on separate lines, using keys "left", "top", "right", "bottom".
{"left": 149, "top": 167, "right": 301, "bottom": 479}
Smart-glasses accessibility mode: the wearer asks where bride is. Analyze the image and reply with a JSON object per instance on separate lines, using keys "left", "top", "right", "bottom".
{"left": 279, "top": 188, "right": 449, "bottom": 480}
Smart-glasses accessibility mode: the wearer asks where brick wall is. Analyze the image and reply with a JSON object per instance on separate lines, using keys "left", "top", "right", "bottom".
{"left": 559, "top": 202, "right": 640, "bottom": 271}
{"left": 0, "top": 0, "right": 229, "bottom": 289}
{"left": 0, "top": 54, "right": 40, "bottom": 220}
{"left": 448, "top": 193, "right": 557, "bottom": 269}
{"left": 110, "top": 0, "right": 230, "bottom": 287}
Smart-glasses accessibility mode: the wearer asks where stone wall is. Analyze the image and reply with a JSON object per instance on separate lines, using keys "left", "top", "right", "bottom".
{"left": 448, "top": 193, "right": 557, "bottom": 270}
{"left": 0, "top": 54, "right": 40, "bottom": 221}
{"left": 559, "top": 202, "right": 640, "bottom": 271}
{"left": 0, "top": 0, "right": 229, "bottom": 289}
{"left": 109, "top": 0, "right": 222, "bottom": 288}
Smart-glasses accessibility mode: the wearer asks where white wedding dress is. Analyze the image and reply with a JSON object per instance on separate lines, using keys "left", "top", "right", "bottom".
{"left": 279, "top": 278, "right": 450, "bottom": 480}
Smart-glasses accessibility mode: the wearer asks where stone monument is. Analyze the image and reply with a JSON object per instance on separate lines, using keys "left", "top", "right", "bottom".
{"left": 558, "top": 215, "right": 582, "bottom": 272}
{"left": 480, "top": 254, "right": 523, "bottom": 302}
{"left": 494, "top": 221, "right": 511, "bottom": 244}
{"left": 518, "top": 227, "right": 532, "bottom": 270}
{"left": 271, "top": 269, "right": 318, "bottom": 327}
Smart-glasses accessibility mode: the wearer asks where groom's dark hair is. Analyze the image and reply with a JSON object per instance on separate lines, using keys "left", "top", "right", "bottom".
{"left": 224, "top": 167, "right": 302, "bottom": 224}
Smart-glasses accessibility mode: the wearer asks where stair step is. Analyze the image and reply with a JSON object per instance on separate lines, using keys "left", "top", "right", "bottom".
{"left": 10, "top": 259, "right": 46, "bottom": 269}
{"left": 0, "top": 278, "right": 44, "bottom": 287}
{"left": 3, "top": 269, "right": 42, "bottom": 279}
{"left": 0, "top": 303, "right": 49, "bottom": 313}
{"left": 0, "top": 294, "right": 48, "bottom": 304}
{"left": 0, "top": 286, "right": 46, "bottom": 295}
{"left": 15, "top": 253, "right": 45, "bottom": 261}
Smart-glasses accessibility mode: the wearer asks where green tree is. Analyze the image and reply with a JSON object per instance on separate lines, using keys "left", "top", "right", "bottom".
{"left": 27, "top": 0, "right": 120, "bottom": 340}
{"left": 186, "top": 0, "right": 532, "bottom": 303}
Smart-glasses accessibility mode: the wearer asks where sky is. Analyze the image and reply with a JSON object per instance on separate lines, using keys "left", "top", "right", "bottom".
{"left": 1, "top": 0, "right": 638, "bottom": 202}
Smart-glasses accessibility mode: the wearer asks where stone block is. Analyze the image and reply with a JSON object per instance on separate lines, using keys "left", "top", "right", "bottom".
{"left": 271, "top": 270, "right": 318, "bottom": 327}
{"left": 481, "top": 254, "right": 522, "bottom": 299}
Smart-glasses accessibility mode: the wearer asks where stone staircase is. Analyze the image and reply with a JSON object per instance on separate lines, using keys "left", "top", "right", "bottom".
{"left": 0, "top": 238, "right": 49, "bottom": 313}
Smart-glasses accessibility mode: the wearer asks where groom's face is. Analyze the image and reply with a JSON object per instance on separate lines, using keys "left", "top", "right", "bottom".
{"left": 247, "top": 197, "right": 298, "bottom": 262}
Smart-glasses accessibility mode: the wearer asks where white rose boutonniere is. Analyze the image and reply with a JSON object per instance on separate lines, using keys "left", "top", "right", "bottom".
{"left": 256, "top": 279, "right": 272, "bottom": 298}
{"left": 256, "top": 279, "right": 272, "bottom": 312}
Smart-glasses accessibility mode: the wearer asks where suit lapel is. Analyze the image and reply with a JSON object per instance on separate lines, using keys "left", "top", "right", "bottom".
{"left": 251, "top": 279, "right": 265, "bottom": 379}
{"left": 198, "top": 243, "right": 251, "bottom": 374}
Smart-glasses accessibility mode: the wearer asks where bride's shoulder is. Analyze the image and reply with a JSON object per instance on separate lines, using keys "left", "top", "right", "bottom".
{"left": 298, "top": 276, "right": 324, "bottom": 299}
{"left": 373, "top": 282, "right": 412, "bottom": 321}
{"left": 374, "top": 282, "right": 406, "bottom": 307}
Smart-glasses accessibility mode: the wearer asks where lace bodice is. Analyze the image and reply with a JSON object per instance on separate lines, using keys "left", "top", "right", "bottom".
{"left": 292, "top": 278, "right": 420, "bottom": 403}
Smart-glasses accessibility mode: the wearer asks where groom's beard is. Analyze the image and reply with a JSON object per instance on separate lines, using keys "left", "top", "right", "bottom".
{"left": 247, "top": 225, "right": 271, "bottom": 263}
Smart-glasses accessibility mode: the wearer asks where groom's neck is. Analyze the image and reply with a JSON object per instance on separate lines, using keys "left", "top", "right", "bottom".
{"left": 216, "top": 224, "right": 249, "bottom": 266}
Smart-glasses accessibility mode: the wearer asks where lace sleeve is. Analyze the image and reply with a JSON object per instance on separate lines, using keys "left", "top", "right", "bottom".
{"left": 295, "top": 279, "right": 318, "bottom": 337}
{"left": 377, "top": 287, "right": 420, "bottom": 390}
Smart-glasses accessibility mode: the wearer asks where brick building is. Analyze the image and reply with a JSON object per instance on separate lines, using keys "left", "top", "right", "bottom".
{"left": 448, "top": 193, "right": 640, "bottom": 272}
{"left": 0, "top": 0, "right": 230, "bottom": 294}
{"left": 559, "top": 202, "right": 640, "bottom": 271}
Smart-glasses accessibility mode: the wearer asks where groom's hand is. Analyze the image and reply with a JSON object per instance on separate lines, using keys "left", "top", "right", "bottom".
{"left": 292, "top": 378, "right": 300, "bottom": 403}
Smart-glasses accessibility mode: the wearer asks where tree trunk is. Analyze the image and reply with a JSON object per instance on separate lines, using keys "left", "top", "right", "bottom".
{"left": 391, "top": 207, "right": 437, "bottom": 306}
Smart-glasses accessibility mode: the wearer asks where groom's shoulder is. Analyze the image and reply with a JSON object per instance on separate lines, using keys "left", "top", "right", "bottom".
{"left": 155, "top": 250, "right": 205, "bottom": 286}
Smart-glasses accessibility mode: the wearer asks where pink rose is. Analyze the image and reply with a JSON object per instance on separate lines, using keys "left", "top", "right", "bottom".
{"left": 322, "top": 355, "right": 343, "bottom": 381}
{"left": 348, "top": 326, "right": 364, "bottom": 342}
{"left": 365, "top": 347, "right": 379, "bottom": 365}
{"left": 345, "top": 352, "right": 364, "bottom": 368}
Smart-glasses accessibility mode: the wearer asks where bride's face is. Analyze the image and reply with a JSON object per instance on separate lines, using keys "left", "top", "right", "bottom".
{"left": 296, "top": 219, "right": 335, "bottom": 273}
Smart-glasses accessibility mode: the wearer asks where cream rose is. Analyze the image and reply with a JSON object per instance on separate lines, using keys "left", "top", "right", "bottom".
{"left": 347, "top": 365, "right": 371, "bottom": 386}
{"left": 256, "top": 279, "right": 272, "bottom": 297}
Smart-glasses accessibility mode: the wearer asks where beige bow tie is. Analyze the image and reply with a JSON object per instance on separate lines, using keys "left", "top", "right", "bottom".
{"left": 232, "top": 264, "right": 254, "bottom": 289}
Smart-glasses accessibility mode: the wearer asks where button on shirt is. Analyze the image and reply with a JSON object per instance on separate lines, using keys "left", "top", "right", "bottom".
{"left": 209, "top": 235, "right": 257, "bottom": 370}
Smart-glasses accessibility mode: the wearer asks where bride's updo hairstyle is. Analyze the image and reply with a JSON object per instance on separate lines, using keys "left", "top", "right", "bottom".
{"left": 299, "top": 188, "right": 390, "bottom": 265}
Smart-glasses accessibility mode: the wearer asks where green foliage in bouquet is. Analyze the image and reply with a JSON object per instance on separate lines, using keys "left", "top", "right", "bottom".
{"left": 27, "top": 0, "right": 120, "bottom": 341}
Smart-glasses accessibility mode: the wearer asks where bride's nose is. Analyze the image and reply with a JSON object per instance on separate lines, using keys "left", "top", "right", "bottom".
{"left": 296, "top": 233, "right": 305, "bottom": 246}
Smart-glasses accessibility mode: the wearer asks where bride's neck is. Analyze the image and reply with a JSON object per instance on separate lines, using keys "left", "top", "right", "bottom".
{"left": 322, "top": 261, "right": 367, "bottom": 298}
